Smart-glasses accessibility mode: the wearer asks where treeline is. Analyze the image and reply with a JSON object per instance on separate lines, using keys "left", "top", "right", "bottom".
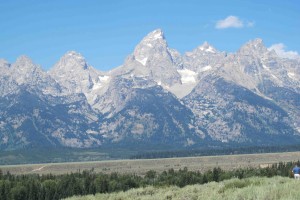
{"left": 0, "top": 161, "right": 298, "bottom": 200}
{"left": 130, "top": 145, "right": 300, "bottom": 159}
{"left": 3, "top": 144, "right": 300, "bottom": 165}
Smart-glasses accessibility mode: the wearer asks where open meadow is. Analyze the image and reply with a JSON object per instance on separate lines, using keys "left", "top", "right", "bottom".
{"left": 1, "top": 151, "right": 300, "bottom": 175}
{"left": 65, "top": 176, "right": 300, "bottom": 200}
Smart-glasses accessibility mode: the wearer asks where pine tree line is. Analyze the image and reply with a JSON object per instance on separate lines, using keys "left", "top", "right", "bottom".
{"left": 130, "top": 145, "right": 300, "bottom": 159}
{"left": 0, "top": 161, "right": 298, "bottom": 200}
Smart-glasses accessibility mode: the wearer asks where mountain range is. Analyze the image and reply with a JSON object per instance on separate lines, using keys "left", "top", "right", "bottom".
{"left": 1, "top": 29, "right": 299, "bottom": 151}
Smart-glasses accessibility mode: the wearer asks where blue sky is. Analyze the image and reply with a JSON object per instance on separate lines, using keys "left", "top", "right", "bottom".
{"left": 0, "top": 0, "right": 299, "bottom": 71}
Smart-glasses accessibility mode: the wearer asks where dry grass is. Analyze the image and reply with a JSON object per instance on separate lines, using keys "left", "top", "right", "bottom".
{"left": 1, "top": 151, "right": 300, "bottom": 175}
{"left": 65, "top": 176, "right": 300, "bottom": 200}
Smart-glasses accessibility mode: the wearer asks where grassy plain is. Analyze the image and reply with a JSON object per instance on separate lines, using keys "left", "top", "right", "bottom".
{"left": 1, "top": 151, "right": 300, "bottom": 175}
{"left": 65, "top": 176, "right": 300, "bottom": 200}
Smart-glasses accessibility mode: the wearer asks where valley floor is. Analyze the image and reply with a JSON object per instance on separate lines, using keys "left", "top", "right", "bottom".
{"left": 2, "top": 151, "right": 300, "bottom": 175}
{"left": 65, "top": 176, "right": 300, "bottom": 200}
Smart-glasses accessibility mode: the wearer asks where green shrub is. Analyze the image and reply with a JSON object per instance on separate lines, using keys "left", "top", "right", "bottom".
{"left": 64, "top": 177, "right": 300, "bottom": 200}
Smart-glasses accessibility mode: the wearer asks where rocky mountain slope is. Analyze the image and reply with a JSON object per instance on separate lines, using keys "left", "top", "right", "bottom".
{"left": 0, "top": 29, "right": 299, "bottom": 150}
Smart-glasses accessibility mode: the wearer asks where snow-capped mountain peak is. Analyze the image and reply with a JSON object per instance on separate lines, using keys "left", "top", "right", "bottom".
{"left": 113, "top": 29, "right": 182, "bottom": 87}
{"left": 142, "top": 29, "right": 165, "bottom": 41}
{"left": 197, "top": 42, "right": 217, "bottom": 53}
{"left": 132, "top": 29, "right": 169, "bottom": 66}
{"left": 141, "top": 29, "right": 165, "bottom": 43}
{"left": 185, "top": 42, "right": 220, "bottom": 59}
{"left": 136, "top": 28, "right": 167, "bottom": 49}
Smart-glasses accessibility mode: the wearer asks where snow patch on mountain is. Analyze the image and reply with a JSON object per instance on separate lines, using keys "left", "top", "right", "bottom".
{"left": 136, "top": 57, "right": 148, "bottom": 66}
{"left": 198, "top": 42, "right": 217, "bottom": 53}
{"left": 199, "top": 65, "right": 212, "bottom": 72}
{"left": 199, "top": 46, "right": 215, "bottom": 53}
{"left": 92, "top": 76, "right": 110, "bottom": 90}
{"left": 99, "top": 75, "right": 110, "bottom": 82}
{"left": 144, "top": 29, "right": 164, "bottom": 41}
{"left": 152, "top": 31, "right": 163, "bottom": 40}
{"left": 163, "top": 69, "right": 198, "bottom": 98}
{"left": 287, "top": 72, "right": 296, "bottom": 80}
{"left": 177, "top": 68, "right": 197, "bottom": 84}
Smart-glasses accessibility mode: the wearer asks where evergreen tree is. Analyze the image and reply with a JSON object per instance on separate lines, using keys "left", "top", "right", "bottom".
{"left": 11, "top": 185, "right": 27, "bottom": 200}
{"left": 212, "top": 167, "right": 221, "bottom": 182}
{"left": 27, "top": 179, "right": 39, "bottom": 200}
{"left": 95, "top": 176, "right": 109, "bottom": 193}
{"left": 202, "top": 174, "right": 208, "bottom": 184}
{"left": 43, "top": 180, "right": 57, "bottom": 200}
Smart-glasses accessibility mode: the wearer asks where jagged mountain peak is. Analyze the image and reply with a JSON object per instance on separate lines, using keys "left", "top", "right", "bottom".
{"left": 64, "top": 50, "right": 85, "bottom": 59}
{"left": 0, "top": 59, "right": 10, "bottom": 68}
{"left": 184, "top": 42, "right": 220, "bottom": 59}
{"left": 49, "top": 50, "right": 107, "bottom": 99}
{"left": 238, "top": 38, "right": 269, "bottom": 56}
{"left": 248, "top": 38, "right": 263, "bottom": 45}
{"left": 135, "top": 29, "right": 167, "bottom": 49}
{"left": 243, "top": 38, "right": 265, "bottom": 50}
{"left": 14, "top": 55, "right": 36, "bottom": 67}
{"left": 137, "top": 29, "right": 167, "bottom": 46}
{"left": 131, "top": 29, "right": 169, "bottom": 66}
{"left": 195, "top": 41, "right": 218, "bottom": 53}
{"left": 0, "top": 59, "right": 11, "bottom": 77}
{"left": 61, "top": 51, "right": 87, "bottom": 69}
{"left": 51, "top": 51, "right": 89, "bottom": 74}
{"left": 12, "top": 55, "right": 43, "bottom": 75}
{"left": 5, "top": 55, "right": 57, "bottom": 90}
{"left": 144, "top": 29, "right": 165, "bottom": 40}
{"left": 116, "top": 29, "right": 182, "bottom": 87}
{"left": 199, "top": 41, "right": 214, "bottom": 49}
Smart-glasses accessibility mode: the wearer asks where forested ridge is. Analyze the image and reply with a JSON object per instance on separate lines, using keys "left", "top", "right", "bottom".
{"left": 0, "top": 161, "right": 298, "bottom": 200}
{"left": 130, "top": 145, "right": 300, "bottom": 159}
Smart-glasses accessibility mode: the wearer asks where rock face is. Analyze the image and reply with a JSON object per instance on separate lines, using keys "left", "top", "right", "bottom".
{"left": 0, "top": 29, "right": 300, "bottom": 150}
{"left": 113, "top": 29, "right": 182, "bottom": 86}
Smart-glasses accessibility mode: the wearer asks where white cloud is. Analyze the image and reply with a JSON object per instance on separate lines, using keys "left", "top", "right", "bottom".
{"left": 215, "top": 16, "right": 244, "bottom": 29}
{"left": 268, "top": 43, "right": 299, "bottom": 59}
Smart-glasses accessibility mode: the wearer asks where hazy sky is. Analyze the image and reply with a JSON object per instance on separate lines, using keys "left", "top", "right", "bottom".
{"left": 1, "top": 0, "right": 299, "bottom": 71}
